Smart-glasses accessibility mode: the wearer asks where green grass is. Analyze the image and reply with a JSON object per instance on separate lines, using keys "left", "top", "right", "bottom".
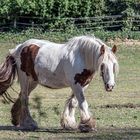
{"left": 1, "top": 29, "right": 140, "bottom": 44}
{"left": 0, "top": 35, "right": 140, "bottom": 139}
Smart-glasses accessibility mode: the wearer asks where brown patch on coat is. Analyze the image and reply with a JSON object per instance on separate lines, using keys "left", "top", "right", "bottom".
{"left": 20, "top": 44, "right": 40, "bottom": 81}
{"left": 74, "top": 69, "right": 93, "bottom": 87}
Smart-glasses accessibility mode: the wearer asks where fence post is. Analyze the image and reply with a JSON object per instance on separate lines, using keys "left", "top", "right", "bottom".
{"left": 13, "top": 17, "right": 17, "bottom": 28}
{"left": 32, "top": 21, "right": 34, "bottom": 28}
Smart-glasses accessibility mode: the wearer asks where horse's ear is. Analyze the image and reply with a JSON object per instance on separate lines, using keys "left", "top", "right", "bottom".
{"left": 100, "top": 45, "right": 105, "bottom": 55}
{"left": 112, "top": 45, "right": 117, "bottom": 54}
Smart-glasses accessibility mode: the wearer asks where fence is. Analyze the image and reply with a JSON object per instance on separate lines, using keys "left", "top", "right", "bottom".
{"left": 0, "top": 15, "right": 140, "bottom": 32}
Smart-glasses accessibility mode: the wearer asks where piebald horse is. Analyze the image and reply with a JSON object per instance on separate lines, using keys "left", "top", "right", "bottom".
{"left": 0, "top": 35, "right": 119, "bottom": 132}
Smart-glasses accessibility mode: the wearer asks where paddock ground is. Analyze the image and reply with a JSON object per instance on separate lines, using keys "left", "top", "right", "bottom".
{"left": 0, "top": 42, "right": 139, "bottom": 140}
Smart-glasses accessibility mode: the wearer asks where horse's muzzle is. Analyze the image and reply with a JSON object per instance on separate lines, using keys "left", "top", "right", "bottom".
{"left": 105, "top": 84, "right": 114, "bottom": 92}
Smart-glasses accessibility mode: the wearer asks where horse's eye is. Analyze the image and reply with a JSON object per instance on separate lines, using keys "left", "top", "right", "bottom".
{"left": 100, "top": 64, "right": 105, "bottom": 76}
{"left": 101, "top": 64, "right": 104, "bottom": 72}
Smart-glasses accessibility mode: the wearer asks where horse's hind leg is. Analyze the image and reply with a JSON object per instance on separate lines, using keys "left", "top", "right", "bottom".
{"left": 11, "top": 97, "right": 21, "bottom": 126}
{"left": 11, "top": 73, "right": 38, "bottom": 130}
{"left": 20, "top": 80, "right": 38, "bottom": 130}
{"left": 61, "top": 93, "right": 78, "bottom": 130}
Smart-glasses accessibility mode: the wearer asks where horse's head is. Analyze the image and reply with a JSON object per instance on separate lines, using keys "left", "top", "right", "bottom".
{"left": 99, "top": 45, "right": 118, "bottom": 92}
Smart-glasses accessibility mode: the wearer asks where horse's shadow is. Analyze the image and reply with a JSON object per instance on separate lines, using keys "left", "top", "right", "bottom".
{"left": 0, "top": 125, "right": 140, "bottom": 140}
{"left": 0, "top": 125, "right": 79, "bottom": 133}
{"left": 0, "top": 125, "right": 139, "bottom": 135}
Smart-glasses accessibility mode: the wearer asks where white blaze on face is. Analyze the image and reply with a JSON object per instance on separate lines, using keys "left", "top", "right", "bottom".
{"left": 106, "top": 59, "right": 115, "bottom": 91}
{"left": 100, "top": 45, "right": 118, "bottom": 92}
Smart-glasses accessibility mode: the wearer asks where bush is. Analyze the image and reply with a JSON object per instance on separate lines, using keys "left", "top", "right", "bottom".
{"left": 0, "top": 0, "right": 140, "bottom": 31}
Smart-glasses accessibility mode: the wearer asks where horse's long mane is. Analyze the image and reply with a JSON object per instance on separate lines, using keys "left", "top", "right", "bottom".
{"left": 65, "top": 35, "right": 106, "bottom": 70}
{"left": 66, "top": 35, "right": 101, "bottom": 51}
{"left": 65, "top": 35, "right": 119, "bottom": 73}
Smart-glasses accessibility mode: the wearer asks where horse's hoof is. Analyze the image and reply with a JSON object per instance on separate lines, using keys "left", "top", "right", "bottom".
{"left": 60, "top": 118, "right": 77, "bottom": 130}
{"left": 26, "top": 124, "right": 38, "bottom": 131}
{"left": 61, "top": 123, "right": 77, "bottom": 130}
{"left": 15, "top": 124, "right": 38, "bottom": 131}
{"left": 62, "top": 125, "right": 78, "bottom": 131}
{"left": 19, "top": 117, "right": 38, "bottom": 131}
{"left": 78, "top": 118, "right": 96, "bottom": 132}
{"left": 79, "top": 125, "right": 96, "bottom": 132}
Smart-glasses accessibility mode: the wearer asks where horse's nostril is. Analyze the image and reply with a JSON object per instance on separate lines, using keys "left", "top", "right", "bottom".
{"left": 106, "top": 84, "right": 115, "bottom": 89}
{"left": 106, "top": 84, "right": 110, "bottom": 89}
{"left": 106, "top": 84, "right": 114, "bottom": 91}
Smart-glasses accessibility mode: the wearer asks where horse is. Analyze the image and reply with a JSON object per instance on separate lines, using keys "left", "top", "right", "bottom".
{"left": 0, "top": 35, "right": 119, "bottom": 132}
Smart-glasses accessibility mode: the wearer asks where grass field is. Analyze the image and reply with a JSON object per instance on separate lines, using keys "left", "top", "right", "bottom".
{"left": 0, "top": 38, "right": 140, "bottom": 140}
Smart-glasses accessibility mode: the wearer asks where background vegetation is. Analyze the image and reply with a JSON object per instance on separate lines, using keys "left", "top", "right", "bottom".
{"left": 1, "top": 0, "right": 140, "bottom": 18}
{"left": 0, "top": 0, "right": 140, "bottom": 31}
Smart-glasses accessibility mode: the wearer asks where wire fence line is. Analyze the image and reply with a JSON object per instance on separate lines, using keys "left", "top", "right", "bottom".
{"left": 0, "top": 15, "right": 140, "bottom": 32}
{"left": 0, "top": 15, "right": 123, "bottom": 20}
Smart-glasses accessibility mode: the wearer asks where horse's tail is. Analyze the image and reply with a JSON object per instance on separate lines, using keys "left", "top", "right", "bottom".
{"left": 0, "top": 55, "right": 17, "bottom": 102}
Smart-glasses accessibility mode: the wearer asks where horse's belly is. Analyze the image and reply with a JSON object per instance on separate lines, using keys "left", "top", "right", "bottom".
{"left": 37, "top": 71, "right": 68, "bottom": 89}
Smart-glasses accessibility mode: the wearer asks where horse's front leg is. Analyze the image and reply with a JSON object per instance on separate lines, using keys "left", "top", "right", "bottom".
{"left": 61, "top": 93, "right": 78, "bottom": 130}
{"left": 73, "top": 84, "right": 96, "bottom": 132}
